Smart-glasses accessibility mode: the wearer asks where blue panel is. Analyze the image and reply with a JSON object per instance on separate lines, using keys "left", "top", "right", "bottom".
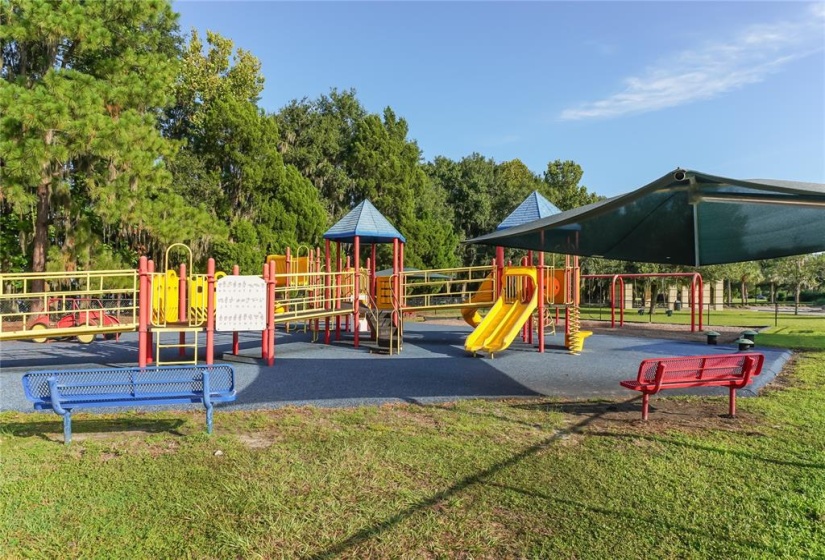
{"left": 497, "top": 191, "right": 561, "bottom": 231}
{"left": 324, "top": 199, "right": 406, "bottom": 243}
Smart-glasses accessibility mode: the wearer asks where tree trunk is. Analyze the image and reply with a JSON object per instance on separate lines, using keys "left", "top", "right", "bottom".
{"left": 32, "top": 131, "right": 55, "bottom": 296}
{"left": 795, "top": 283, "right": 801, "bottom": 315}
{"left": 31, "top": 178, "right": 51, "bottom": 296}
{"left": 770, "top": 282, "right": 775, "bottom": 304}
{"left": 740, "top": 279, "right": 747, "bottom": 306}
{"left": 648, "top": 283, "right": 658, "bottom": 315}
{"left": 726, "top": 280, "right": 732, "bottom": 306}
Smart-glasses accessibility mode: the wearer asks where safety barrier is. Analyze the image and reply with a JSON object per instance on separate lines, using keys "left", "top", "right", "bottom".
{"left": 0, "top": 269, "right": 139, "bottom": 342}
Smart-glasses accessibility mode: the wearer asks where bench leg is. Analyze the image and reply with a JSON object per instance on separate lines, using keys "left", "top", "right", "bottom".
{"left": 63, "top": 412, "right": 72, "bottom": 445}
{"left": 729, "top": 387, "right": 736, "bottom": 417}
{"left": 205, "top": 404, "right": 213, "bottom": 435}
{"left": 202, "top": 369, "right": 213, "bottom": 435}
{"left": 642, "top": 393, "right": 650, "bottom": 421}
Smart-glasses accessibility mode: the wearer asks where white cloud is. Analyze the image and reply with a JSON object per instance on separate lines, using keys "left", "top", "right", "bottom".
{"left": 560, "top": 4, "right": 825, "bottom": 121}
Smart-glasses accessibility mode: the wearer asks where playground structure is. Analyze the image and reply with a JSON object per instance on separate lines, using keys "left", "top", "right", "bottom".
{"left": 581, "top": 273, "right": 704, "bottom": 332}
{"left": 0, "top": 245, "right": 583, "bottom": 363}
{"left": 0, "top": 196, "right": 591, "bottom": 364}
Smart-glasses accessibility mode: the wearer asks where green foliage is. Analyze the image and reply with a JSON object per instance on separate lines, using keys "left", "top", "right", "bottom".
{"left": 0, "top": 0, "right": 216, "bottom": 272}
{"left": 542, "top": 159, "right": 602, "bottom": 211}
{"left": 276, "top": 88, "right": 364, "bottom": 220}
{"left": 166, "top": 30, "right": 326, "bottom": 268}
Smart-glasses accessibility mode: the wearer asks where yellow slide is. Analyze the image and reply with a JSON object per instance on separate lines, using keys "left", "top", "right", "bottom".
{"left": 465, "top": 267, "right": 538, "bottom": 356}
{"left": 461, "top": 273, "right": 496, "bottom": 327}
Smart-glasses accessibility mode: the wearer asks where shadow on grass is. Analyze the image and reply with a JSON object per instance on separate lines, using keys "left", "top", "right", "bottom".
{"left": 589, "top": 430, "right": 825, "bottom": 470}
{"left": 510, "top": 398, "right": 643, "bottom": 416}
{"left": 486, "top": 482, "right": 774, "bottom": 553}
{"left": 2, "top": 418, "right": 186, "bottom": 440}
{"left": 307, "top": 398, "right": 631, "bottom": 559}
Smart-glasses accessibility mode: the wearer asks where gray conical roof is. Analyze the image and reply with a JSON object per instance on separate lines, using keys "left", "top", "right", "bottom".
{"left": 497, "top": 191, "right": 560, "bottom": 230}
{"left": 324, "top": 199, "right": 406, "bottom": 243}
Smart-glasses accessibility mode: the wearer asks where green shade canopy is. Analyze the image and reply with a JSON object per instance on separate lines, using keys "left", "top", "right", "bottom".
{"left": 468, "top": 169, "right": 825, "bottom": 266}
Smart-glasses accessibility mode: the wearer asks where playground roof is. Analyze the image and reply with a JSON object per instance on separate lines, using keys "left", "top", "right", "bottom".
{"left": 468, "top": 169, "right": 825, "bottom": 266}
{"left": 324, "top": 200, "right": 406, "bottom": 244}
{"left": 497, "top": 191, "right": 560, "bottom": 230}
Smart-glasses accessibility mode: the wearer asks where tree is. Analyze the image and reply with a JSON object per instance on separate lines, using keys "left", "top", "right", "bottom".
{"left": 542, "top": 160, "right": 602, "bottom": 211}
{"left": 426, "top": 153, "right": 499, "bottom": 267}
{"left": 492, "top": 159, "right": 543, "bottom": 217}
{"left": 276, "top": 88, "right": 365, "bottom": 221}
{"left": 166, "top": 30, "right": 327, "bottom": 266}
{"left": 774, "top": 255, "right": 820, "bottom": 315}
{"left": 1, "top": 0, "right": 210, "bottom": 277}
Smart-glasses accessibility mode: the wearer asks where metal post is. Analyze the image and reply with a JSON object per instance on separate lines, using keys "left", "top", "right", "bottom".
{"left": 138, "top": 256, "right": 148, "bottom": 368}
{"left": 537, "top": 250, "right": 545, "bottom": 353}
{"left": 262, "top": 262, "right": 269, "bottom": 362}
{"left": 232, "top": 265, "right": 240, "bottom": 355}
{"left": 205, "top": 258, "right": 216, "bottom": 365}
{"left": 325, "top": 239, "right": 332, "bottom": 345}
{"left": 353, "top": 236, "right": 360, "bottom": 349}
{"left": 146, "top": 260, "right": 155, "bottom": 365}
{"left": 202, "top": 369, "right": 213, "bottom": 434}
{"left": 336, "top": 241, "right": 342, "bottom": 341}
{"left": 268, "top": 260, "right": 276, "bottom": 366}
{"left": 178, "top": 263, "right": 187, "bottom": 357}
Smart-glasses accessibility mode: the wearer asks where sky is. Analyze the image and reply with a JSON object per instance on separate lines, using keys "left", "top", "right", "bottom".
{"left": 175, "top": 1, "right": 825, "bottom": 198}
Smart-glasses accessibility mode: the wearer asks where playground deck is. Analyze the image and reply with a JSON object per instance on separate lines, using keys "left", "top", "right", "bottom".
{"left": 0, "top": 323, "right": 790, "bottom": 414}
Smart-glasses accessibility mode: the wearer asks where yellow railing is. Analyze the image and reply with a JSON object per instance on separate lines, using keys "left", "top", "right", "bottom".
{"left": 399, "top": 265, "right": 497, "bottom": 312}
{"left": 0, "top": 269, "right": 139, "bottom": 342}
{"left": 271, "top": 268, "right": 360, "bottom": 324}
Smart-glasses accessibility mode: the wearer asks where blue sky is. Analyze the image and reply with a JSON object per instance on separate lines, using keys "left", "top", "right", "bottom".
{"left": 175, "top": 1, "right": 825, "bottom": 198}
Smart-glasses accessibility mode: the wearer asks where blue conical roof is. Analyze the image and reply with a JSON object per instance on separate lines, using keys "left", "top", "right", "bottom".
{"left": 497, "top": 191, "right": 560, "bottom": 230}
{"left": 324, "top": 199, "right": 406, "bottom": 243}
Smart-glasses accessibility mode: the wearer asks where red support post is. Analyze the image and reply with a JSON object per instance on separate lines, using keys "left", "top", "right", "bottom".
{"left": 729, "top": 386, "right": 737, "bottom": 417}
{"left": 392, "top": 238, "right": 399, "bottom": 328}
{"left": 146, "top": 260, "right": 155, "bottom": 365}
{"left": 232, "top": 265, "right": 240, "bottom": 356}
{"left": 268, "top": 260, "right": 276, "bottom": 366}
{"left": 325, "top": 239, "right": 332, "bottom": 345}
{"left": 178, "top": 263, "right": 187, "bottom": 358}
{"left": 353, "top": 236, "right": 360, "bottom": 349}
{"left": 345, "top": 256, "right": 351, "bottom": 333}
{"left": 398, "top": 243, "right": 407, "bottom": 309}
{"left": 262, "top": 262, "right": 269, "bottom": 362}
{"left": 206, "top": 258, "right": 216, "bottom": 365}
{"left": 697, "top": 274, "right": 704, "bottom": 332}
{"left": 618, "top": 277, "right": 625, "bottom": 327}
{"left": 610, "top": 275, "right": 616, "bottom": 328}
{"left": 138, "top": 256, "right": 148, "bottom": 368}
{"left": 537, "top": 250, "right": 545, "bottom": 353}
{"left": 335, "top": 242, "right": 342, "bottom": 341}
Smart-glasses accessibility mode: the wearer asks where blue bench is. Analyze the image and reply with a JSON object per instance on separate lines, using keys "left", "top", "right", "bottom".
{"left": 22, "top": 365, "right": 236, "bottom": 444}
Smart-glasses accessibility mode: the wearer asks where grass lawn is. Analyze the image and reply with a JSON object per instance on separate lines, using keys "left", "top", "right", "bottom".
{"left": 2, "top": 324, "right": 824, "bottom": 557}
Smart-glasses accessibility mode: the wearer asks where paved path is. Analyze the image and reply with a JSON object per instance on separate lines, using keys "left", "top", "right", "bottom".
{"left": 0, "top": 322, "right": 790, "bottom": 413}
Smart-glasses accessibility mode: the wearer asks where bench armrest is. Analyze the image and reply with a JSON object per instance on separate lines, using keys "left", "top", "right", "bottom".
{"left": 47, "top": 377, "right": 68, "bottom": 417}
{"left": 650, "top": 362, "right": 668, "bottom": 394}
{"left": 733, "top": 356, "right": 757, "bottom": 389}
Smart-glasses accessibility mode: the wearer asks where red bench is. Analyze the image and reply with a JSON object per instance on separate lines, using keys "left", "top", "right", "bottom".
{"left": 620, "top": 353, "right": 764, "bottom": 420}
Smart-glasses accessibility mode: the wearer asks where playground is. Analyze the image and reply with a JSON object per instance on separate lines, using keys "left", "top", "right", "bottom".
{"left": 0, "top": 321, "right": 791, "bottom": 413}
{"left": 1, "top": 170, "right": 823, "bottom": 558}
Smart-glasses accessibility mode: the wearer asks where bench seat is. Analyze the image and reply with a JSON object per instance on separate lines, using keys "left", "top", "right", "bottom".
{"left": 22, "top": 365, "right": 236, "bottom": 444}
{"left": 620, "top": 353, "right": 764, "bottom": 420}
